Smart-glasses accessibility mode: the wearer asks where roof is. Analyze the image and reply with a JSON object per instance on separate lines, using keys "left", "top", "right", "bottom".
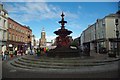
{"left": 105, "top": 13, "right": 120, "bottom": 18}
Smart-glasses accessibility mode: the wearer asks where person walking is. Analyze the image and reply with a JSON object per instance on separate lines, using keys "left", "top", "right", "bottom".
{"left": 36, "top": 48, "right": 40, "bottom": 57}
{"left": 25, "top": 49, "right": 28, "bottom": 55}
{"left": 44, "top": 47, "right": 46, "bottom": 55}
{"left": 46, "top": 47, "right": 49, "bottom": 56}
{"left": 2, "top": 45, "right": 7, "bottom": 60}
{"left": 14, "top": 47, "right": 17, "bottom": 56}
{"left": 32, "top": 48, "right": 35, "bottom": 55}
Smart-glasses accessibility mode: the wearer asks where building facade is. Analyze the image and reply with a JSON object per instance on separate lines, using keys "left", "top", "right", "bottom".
{"left": 81, "top": 13, "right": 120, "bottom": 53}
{"left": 7, "top": 18, "right": 32, "bottom": 52}
{"left": 0, "top": 4, "right": 8, "bottom": 51}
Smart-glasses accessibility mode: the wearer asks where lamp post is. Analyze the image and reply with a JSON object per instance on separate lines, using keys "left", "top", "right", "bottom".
{"left": 115, "top": 19, "right": 119, "bottom": 56}
{"left": 28, "top": 34, "right": 32, "bottom": 54}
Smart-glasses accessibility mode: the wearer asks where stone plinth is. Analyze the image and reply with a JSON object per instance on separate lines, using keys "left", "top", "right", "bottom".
{"left": 48, "top": 47, "right": 80, "bottom": 58}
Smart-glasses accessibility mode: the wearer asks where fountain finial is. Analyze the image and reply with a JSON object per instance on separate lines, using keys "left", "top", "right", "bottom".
{"left": 59, "top": 12, "right": 67, "bottom": 29}
{"left": 61, "top": 12, "right": 65, "bottom": 18}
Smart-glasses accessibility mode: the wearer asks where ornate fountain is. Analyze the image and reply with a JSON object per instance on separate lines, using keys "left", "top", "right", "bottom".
{"left": 48, "top": 12, "right": 79, "bottom": 57}
{"left": 54, "top": 12, "right": 72, "bottom": 47}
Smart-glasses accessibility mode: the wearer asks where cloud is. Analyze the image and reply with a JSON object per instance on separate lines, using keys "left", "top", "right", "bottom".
{"left": 4, "top": 2, "right": 60, "bottom": 22}
{"left": 4, "top": 2, "right": 79, "bottom": 22}
{"left": 65, "top": 11, "right": 79, "bottom": 19}
{"left": 66, "top": 20, "right": 82, "bottom": 30}
{"left": 46, "top": 35, "right": 57, "bottom": 42}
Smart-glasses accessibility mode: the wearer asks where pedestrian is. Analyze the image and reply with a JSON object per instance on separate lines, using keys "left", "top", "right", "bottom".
{"left": 32, "top": 48, "right": 35, "bottom": 55}
{"left": 2, "top": 45, "right": 6, "bottom": 60}
{"left": 30, "top": 50, "right": 33, "bottom": 55}
{"left": 20, "top": 50, "right": 23, "bottom": 56}
{"left": 44, "top": 47, "right": 46, "bottom": 54}
{"left": 25, "top": 49, "right": 28, "bottom": 55}
{"left": 4, "top": 50, "right": 8, "bottom": 60}
{"left": 36, "top": 48, "right": 40, "bottom": 57}
{"left": 28, "top": 47, "right": 32, "bottom": 55}
{"left": 46, "top": 47, "right": 49, "bottom": 56}
{"left": 14, "top": 47, "right": 17, "bottom": 56}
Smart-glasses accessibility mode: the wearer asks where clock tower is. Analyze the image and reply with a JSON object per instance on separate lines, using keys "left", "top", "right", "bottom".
{"left": 40, "top": 28, "right": 46, "bottom": 47}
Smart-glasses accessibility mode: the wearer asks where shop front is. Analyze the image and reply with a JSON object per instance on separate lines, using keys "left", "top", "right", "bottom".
{"left": 7, "top": 40, "right": 25, "bottom": 55}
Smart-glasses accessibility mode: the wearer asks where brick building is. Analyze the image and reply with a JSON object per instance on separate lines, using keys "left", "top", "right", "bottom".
{"left": 7, "top": 18, "right": 32, "bottom": 52}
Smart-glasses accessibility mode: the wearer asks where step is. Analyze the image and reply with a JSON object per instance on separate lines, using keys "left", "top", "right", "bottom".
{"left": 21, "top": 56, "right": 120, "bottom": 63}
{"left": 18, "top": 57, "right": 107, "bottom": 66}
{"left": 11, "top": 60, "right": 80, "bottom": 69}
{"left": 10, "top": 58, "right": 107, "bottom": 70}
{"left": 9, "top": 55, "right": 120, "bottom": 70}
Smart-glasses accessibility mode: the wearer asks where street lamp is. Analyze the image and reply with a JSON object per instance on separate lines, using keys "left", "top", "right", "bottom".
{"left": 115, "top": 19, "right": 119, "bottom": 56}
{"left": 28, "top": 34, "right": 32, "bottom": 54}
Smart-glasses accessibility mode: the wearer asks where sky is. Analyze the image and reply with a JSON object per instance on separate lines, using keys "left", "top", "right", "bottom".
{"left": 2, "top": 2, "right": 118, "bottom": 42}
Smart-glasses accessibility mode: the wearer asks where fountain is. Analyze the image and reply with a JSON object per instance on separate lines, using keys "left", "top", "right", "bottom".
{"left": 48, "top": 12, "right": 79, "bottom": 57}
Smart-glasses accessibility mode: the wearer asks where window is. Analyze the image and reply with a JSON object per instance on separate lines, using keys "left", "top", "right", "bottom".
{"left": 11, "top": 24, "right": 13, "bottom": 29}
{"left": 16, "top": 27, "right": 17, "bottom": 31}
{"left": 10, "top": 24, "right": 13, "bottom": 29}
{"left": 3, "top": 20, "right": 6, "bottom": 28}
{"left": 18, "top": 36, "right": 20, "bottom": 41}
{"left": 12, "top": 34, "right": 13, "bottom": 41}
{"left": 9, "top": 23, "right": 11, "bottom": 28}
{"left": 16, "top": 35, "right": 17, "bottom": 41}
{"left": 23, "top": 37, "right": 25, "bottom": 42}
{"left": 3, "top": 31, "right": 5, "bottom": 40}
{"left": 21, "top": 36, "right": 22, "bottom": 42}
{"left": 13, "top": 34, "right": 15, "bottom": 41}
{"left": 13, "top": 25, "right": 15, "bottom": 29}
